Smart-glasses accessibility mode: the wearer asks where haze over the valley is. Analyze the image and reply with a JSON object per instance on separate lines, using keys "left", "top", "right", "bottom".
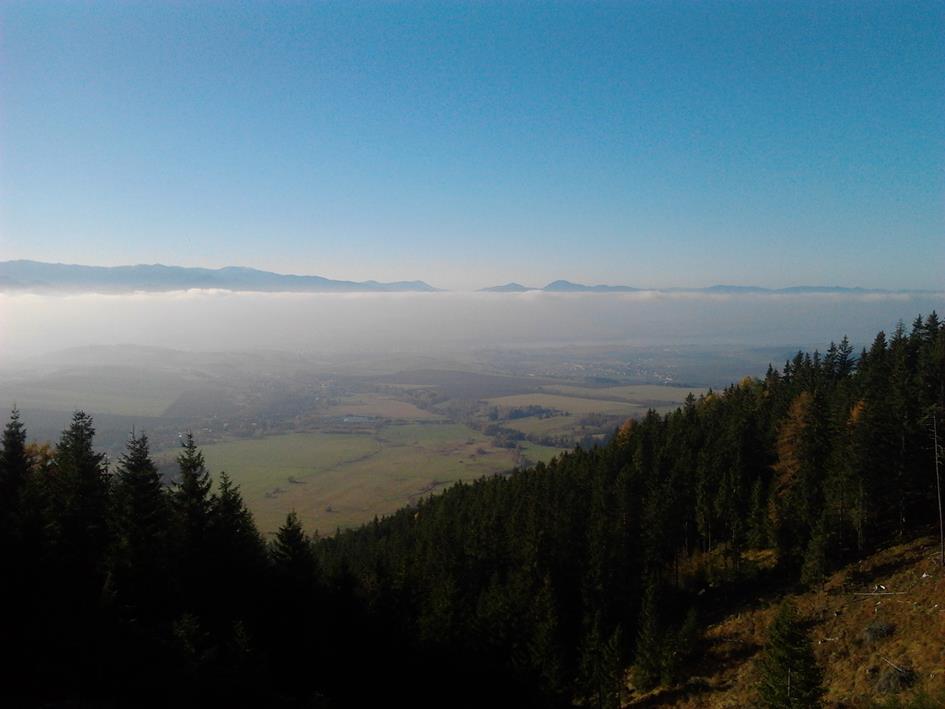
{"left": 2, "top": 286, "right": 942, "bottom": 363}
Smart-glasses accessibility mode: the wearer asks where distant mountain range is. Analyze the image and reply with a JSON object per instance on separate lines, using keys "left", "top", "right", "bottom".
{"left": 479, "top": 280, "right": 640, "bottom": 293}
{"left": 0, "top": 260, "right": 438, "bottom": 294}
{"left": 479, "top": 280, "right": 929, "bottom": 294}
{"left": 478, "top": 282, "right": 533, "bottom": 293}
{"left": 0, "top": 261, "right": 931, "bottom": 295}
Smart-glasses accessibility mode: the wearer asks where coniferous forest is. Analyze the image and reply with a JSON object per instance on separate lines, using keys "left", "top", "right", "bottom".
{"left": 1, "top": 314, "right": 943, "bottom": 707}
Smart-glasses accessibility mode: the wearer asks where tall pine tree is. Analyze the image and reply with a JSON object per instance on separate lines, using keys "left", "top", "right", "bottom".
{"left": 111, "top": 431, "right": 170, "bottom": 616}
{"left": 173, "top": 432, "right": 213, "bottom": 613}
{"left": 0, "top": 408, "right": 30, "bottom": 528}
{"left": 51, "top": 411, "right": 110, "bottom": 609}
{"left": 757, "top": 601, "right": 824, "bottom": 708}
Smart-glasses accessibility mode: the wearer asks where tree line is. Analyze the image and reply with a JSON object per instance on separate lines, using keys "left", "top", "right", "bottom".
{"left": 0, "top": 313, "right": 942, "bottom": 707}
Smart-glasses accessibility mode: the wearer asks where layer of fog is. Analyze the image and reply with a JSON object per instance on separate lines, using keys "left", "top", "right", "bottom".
{"left": 2, "top": 290, "right": 943, "bottom": 365}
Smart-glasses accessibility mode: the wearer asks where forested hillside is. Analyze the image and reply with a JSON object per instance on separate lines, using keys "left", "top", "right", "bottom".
{"left": 0, "top": 314, "right": 942, "bottom": 707}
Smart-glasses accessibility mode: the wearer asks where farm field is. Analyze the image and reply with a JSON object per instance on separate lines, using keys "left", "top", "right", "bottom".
{"left": 486, "top": 392, "right": 643, "bottom": 416}
{"left": 377, "top": 369, "right": 552, "bottom": 398}
{"left": 484, "top": 384, "right": 709, "bottom": 438}
{"left": 537, "top": 383, "right": 707, "bottom": 404}
{"left": 502, "top": 414, "right": 583, "bottom": 437}
{"left": 159, "top": 423, "right": 562, "bottom": 535}
{"left": 321, "top": 394, "right": 443, "bottom": 421}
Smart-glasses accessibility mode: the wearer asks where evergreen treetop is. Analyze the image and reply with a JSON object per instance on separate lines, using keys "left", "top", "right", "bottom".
{"left": 757, "top": 600, "right": 825, "bottom": 708}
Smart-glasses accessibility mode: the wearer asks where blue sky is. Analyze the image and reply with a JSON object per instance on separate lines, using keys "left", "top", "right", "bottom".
{"left": 1, "top": 1, "right": 942, "bottom": 290}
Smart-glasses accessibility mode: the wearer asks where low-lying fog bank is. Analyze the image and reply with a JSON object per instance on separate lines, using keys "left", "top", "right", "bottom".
{"left": 1, "top": 290, "right": 942, "bottom": 363}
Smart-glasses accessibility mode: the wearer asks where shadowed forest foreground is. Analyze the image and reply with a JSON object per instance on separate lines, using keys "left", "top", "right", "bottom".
{"left": 0, "top": 313, "right": 943, "bottom": 707}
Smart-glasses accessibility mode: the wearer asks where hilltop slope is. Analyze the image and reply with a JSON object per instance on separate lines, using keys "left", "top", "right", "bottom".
{"left": 626, "top": 534, "right": 945, "bottom": 707}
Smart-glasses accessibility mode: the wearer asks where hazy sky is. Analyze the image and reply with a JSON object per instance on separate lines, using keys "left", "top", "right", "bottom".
{"left": 2, "top": 2, "right": 943, "bottom": 291}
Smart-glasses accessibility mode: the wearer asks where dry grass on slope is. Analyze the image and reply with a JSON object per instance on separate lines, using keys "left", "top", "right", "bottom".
{"left": 625, "top": 535, "right": 945, "bottom": 708}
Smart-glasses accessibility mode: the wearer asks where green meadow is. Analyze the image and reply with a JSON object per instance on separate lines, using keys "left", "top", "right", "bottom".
{"left": 159, "top": 423, "right": 561, "bottom": 536}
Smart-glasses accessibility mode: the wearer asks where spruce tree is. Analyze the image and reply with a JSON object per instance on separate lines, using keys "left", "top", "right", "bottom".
{"left": 210, "top": 472, "right": 266, "bottom": 570}
{"left": 580, "top": 613, "right": 623, "bottom": 709}
{"left": 800, "top": 517, "right": 829, "bottom": 589}
{"left": 112, "top": 431, "right": 170, "bottom": 615}
{"left": 269, "top": 511, "right": 320, "bottom": 697}
{"left": 0, "top": 408, "right": 30, "bottom": 526}
{"left": 51, "top": 411, "right": 110, "bottom": 607}
{"left": 757, "top": 601, "right": 825, "bottom": 708}
{"left": 662, "top": 607, "right": 699, "bottom": 685}
{"left": 207, "top": 472, "right": 266, "bottom": 626}
{"left": 173, "top": 433, "right": 213, "bottom": 611}
{"left": 527, "top": 574, "right": 565, "bottom": 699}
{"left": 271, "top": 510, "right": 309, "bottom": 564}
{"left": 631, "top": 582, "right": 662, "bottom": 691}
{"left": 747, "top": 477, "right": 770, "bottom": 548}
{"left": 212, "top": 471, "right": 261, "bottom": 548}
{"left": 851, "top": 332, "right": 898, "bottom": 551}
{"left": 0, "top": 408, "right": 36, "bottom": 687}
{"left": 174, "top": 432, "right": 212, "bottom": 543}
{"left": 835, "top": 336, "right": 856, "bottom": 378}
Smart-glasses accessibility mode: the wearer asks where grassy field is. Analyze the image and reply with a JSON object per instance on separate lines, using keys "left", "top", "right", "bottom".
{"left": 517, "top": 440, "right": 564, "bottom": 463}
{"left": 538, "top": 383, "right": 707, "bottom": 404}
{"left": 485, "top": 384, "right": 709, "bottom": 436}
{"left": 322, "top": 394, "right": 443, "bottom": 420}
{"left": 502, "top": 414, "right": 584, "bottom": 437}
{"left": 486, "top": 392, "right": 644, "bottom": 416}
{"left": 160, "top": 423, "right": 562, "bottom": 536}
{"left": 378, "top": 369, "right": 550, "bottom": 398}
